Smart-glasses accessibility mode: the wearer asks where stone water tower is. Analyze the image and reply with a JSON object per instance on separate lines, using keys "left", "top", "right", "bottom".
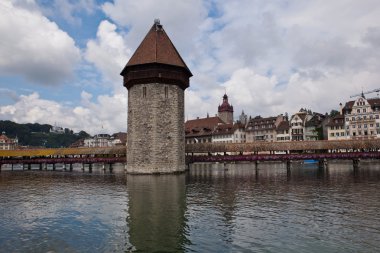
{"left": 121, "top": 20, "right": 192, "bottom": 174}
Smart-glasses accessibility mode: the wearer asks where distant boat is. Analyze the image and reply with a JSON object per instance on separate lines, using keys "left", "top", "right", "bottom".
{"left": 304, "top": 159, "right": 318, "bottom": 164}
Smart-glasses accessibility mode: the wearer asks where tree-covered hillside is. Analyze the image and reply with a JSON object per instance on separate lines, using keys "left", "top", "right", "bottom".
{"left": 0, "top": 120, "right": 90, "bottom": 148}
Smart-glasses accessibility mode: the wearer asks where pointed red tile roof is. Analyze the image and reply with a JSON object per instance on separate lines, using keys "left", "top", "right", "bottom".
{"left": 121, "top": 20, "right": 192, "bottom": 89}
{"left": 122, "top": 21, "right": 191, "bottom": 74}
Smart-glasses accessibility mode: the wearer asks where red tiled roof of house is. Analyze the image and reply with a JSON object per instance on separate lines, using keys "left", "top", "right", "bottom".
{"left": 122, "top": 21, "right": 191, "bottom": 74}
{"left": 276, "top": 121, "right": 290, "bottom": 131}
{"left": 326, "top": 114, "right": 345, "bottom": 127}
{"left": 344, "top": 98, "right": 380, "bottom": 111}
{"left": 69, "top": 138, "right": 85, "bottom": 148}
{"left": 185, "top": 117, "right": 225, "bottom": 137}
{"left": 112, "top": 132, "right": 127, "bottom": 144}
{"left": 213, "top": 123, "right": 234, "bottom": 136}
{"left": 0, "top": 134, "right": 14, "bottom": 143}
{"left": 305, "top": 113, "right": 325, "bottom": 127}
{"left": 296, "top": 113, "right": 307, "bottom": 122}
{"left": 185, "top": 117, "right": 224, "bottom": 131}
{"left": 369, "top": 98, "right": 380, "bottom": 107}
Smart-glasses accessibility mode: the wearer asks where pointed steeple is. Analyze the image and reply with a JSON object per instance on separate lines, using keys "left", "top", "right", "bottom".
{"left": 121, "top": 19, "right": 192, "bottom": 90}
{"left": 218, "top": 93, "right": 233, "bottom": 113}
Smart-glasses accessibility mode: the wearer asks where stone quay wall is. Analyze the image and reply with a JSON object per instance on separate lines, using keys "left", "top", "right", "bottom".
{"left": 127, "top": 83, "right": 185, "bottom": 173}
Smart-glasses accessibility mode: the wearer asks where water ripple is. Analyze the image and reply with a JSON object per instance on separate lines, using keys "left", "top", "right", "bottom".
{"left": 0, "top": 162, "right": 379, "bottom": 252}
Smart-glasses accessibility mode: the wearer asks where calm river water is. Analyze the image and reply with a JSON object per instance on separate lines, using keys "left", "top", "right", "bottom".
{"left": 0, "top": 161, "right": 379, "bottom": 252}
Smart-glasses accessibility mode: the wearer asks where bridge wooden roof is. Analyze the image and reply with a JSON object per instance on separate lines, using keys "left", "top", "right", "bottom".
{"left": 0, "top": 146, "right": 126, "bottom": 158}
{"left": 186, "top": 139, "right": 380, "bottom": 153}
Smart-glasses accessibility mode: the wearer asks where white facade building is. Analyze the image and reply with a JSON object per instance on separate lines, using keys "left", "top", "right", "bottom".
{"left": 84, "top": 134, "right": 113, "bottom": 147}
{"left": 326, "top": 114, "right": 346, "bottom": 140}
{"left": 290, "top": 111, "right": 309, "bottom": 141}
{"left": 276, "top": 121, "right": 291, "bottom": 141}
{"left": 50, "top": 125, "right": 65, "bottom": 134}
{"left": 343, "top": 95, "right": 380, "bottom": 139}
{"left": 212, "top": 123, "right": 234, "bottom": 143}
{"left": 0, "top": 132, "right": 18, "bottom": 150}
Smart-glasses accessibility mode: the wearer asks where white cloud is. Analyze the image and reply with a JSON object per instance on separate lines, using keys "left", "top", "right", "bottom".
{"left": 0, "top": 1, "right": 80, "bottom": 85}
{"left": 52, "top": 0, "right": 96, "bottom": 25}
{"left": 188, "top": 0, "right": 380, "bottom": 119}
{"left": 3, "top": 0, "right": 380, "bottom": 134}
{"left": 85, "top": 20, "right": 131, "bottom": 85}
{"left": 40, "top": 0, "right": 97, "bottom": 25}
{"left": 102, "top": 0, "right": 207, "bottom": 55}
{"left": 96, "top": 0, "right": 380, "bottom": 122}
{"left": 12, "top": 0, "right": 97, "bottom": 25}
{"left": 0, "top": 91, "right": 127, "bottom": 135}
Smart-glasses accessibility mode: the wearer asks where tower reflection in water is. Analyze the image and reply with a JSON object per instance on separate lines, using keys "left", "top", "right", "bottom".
{"left": 126, "top": 174, "right": 189, "bottom": 252}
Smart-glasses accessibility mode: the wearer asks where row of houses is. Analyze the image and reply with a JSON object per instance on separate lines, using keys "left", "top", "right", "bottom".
{"left": 0, "top": 131, "right": 127, "bottom": 150}
{"left": 185, "top": 93, "right": 380, "bottom": 144}
{"left": 70, "top": 132, "right": 127, "bottom": 148}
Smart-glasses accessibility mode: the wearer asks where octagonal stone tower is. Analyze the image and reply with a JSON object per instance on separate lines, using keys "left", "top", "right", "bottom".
{"left": 121, "top": 20, "right": 192, "bottom": 174}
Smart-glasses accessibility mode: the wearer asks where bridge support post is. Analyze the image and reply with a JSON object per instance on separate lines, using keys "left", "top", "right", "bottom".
{"left": 286, "top": 160, "right": 291, "bottom": 175}
{"left": 27, "top": 164, "right": 31, "bottom": 170}
{"left": 70, "top": 163, "right": 73, "bottom": 171}
{"left": 89, "top": 163, "right": 92, "bottom": 173}
{"left": 318, "top": 159, "right": 328, "bottom": 171}
{"left": 53, "top": 163, "right": 56, "bottom": 171}
{"left": 353, "top": 158, "right": 360, "bottom": 173}
{"left": 11, "top": 164, "right": 13, "bottom": 171}
{"left": 109, "top": 163, "right": 113, "bottom": 172}
{"left": 63, "top": 164, "right": 66, "bottom": 171}
{"left": 39, "top": 163, "right": 42, "bottom": 170}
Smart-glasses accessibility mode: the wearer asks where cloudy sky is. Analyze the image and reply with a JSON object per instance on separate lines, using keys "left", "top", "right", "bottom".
{"left": 1, "top": 0, "right": 380, "bottom": 134}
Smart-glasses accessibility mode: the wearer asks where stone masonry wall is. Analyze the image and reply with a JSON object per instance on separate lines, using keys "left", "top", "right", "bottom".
{"left": 218, "top": 111, "right": 233, "bottom": 124}
{"left": 127, "top": 83, "right": 185, "bottom": 173}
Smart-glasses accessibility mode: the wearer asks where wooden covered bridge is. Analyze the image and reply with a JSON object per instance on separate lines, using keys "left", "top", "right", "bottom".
{"left": 1, "top": 139, "right": 380, "bottom": 171}
{"left": 185, "top": 139, "right": 380, "bottom": 168}
{"left": 0, "top": 146, "right": 126, "bottom": 171}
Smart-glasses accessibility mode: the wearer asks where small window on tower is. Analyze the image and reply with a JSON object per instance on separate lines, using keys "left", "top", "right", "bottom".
{"left": 143, "top": 87, "right": 147, "bottom": 98}
{"left": 165, "top": 86, "right": 168, "bottom": 99}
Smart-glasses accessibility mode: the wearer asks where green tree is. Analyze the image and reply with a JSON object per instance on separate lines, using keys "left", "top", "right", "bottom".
{"left": 329, "top": 110, "right": 339, "bottom": 117}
